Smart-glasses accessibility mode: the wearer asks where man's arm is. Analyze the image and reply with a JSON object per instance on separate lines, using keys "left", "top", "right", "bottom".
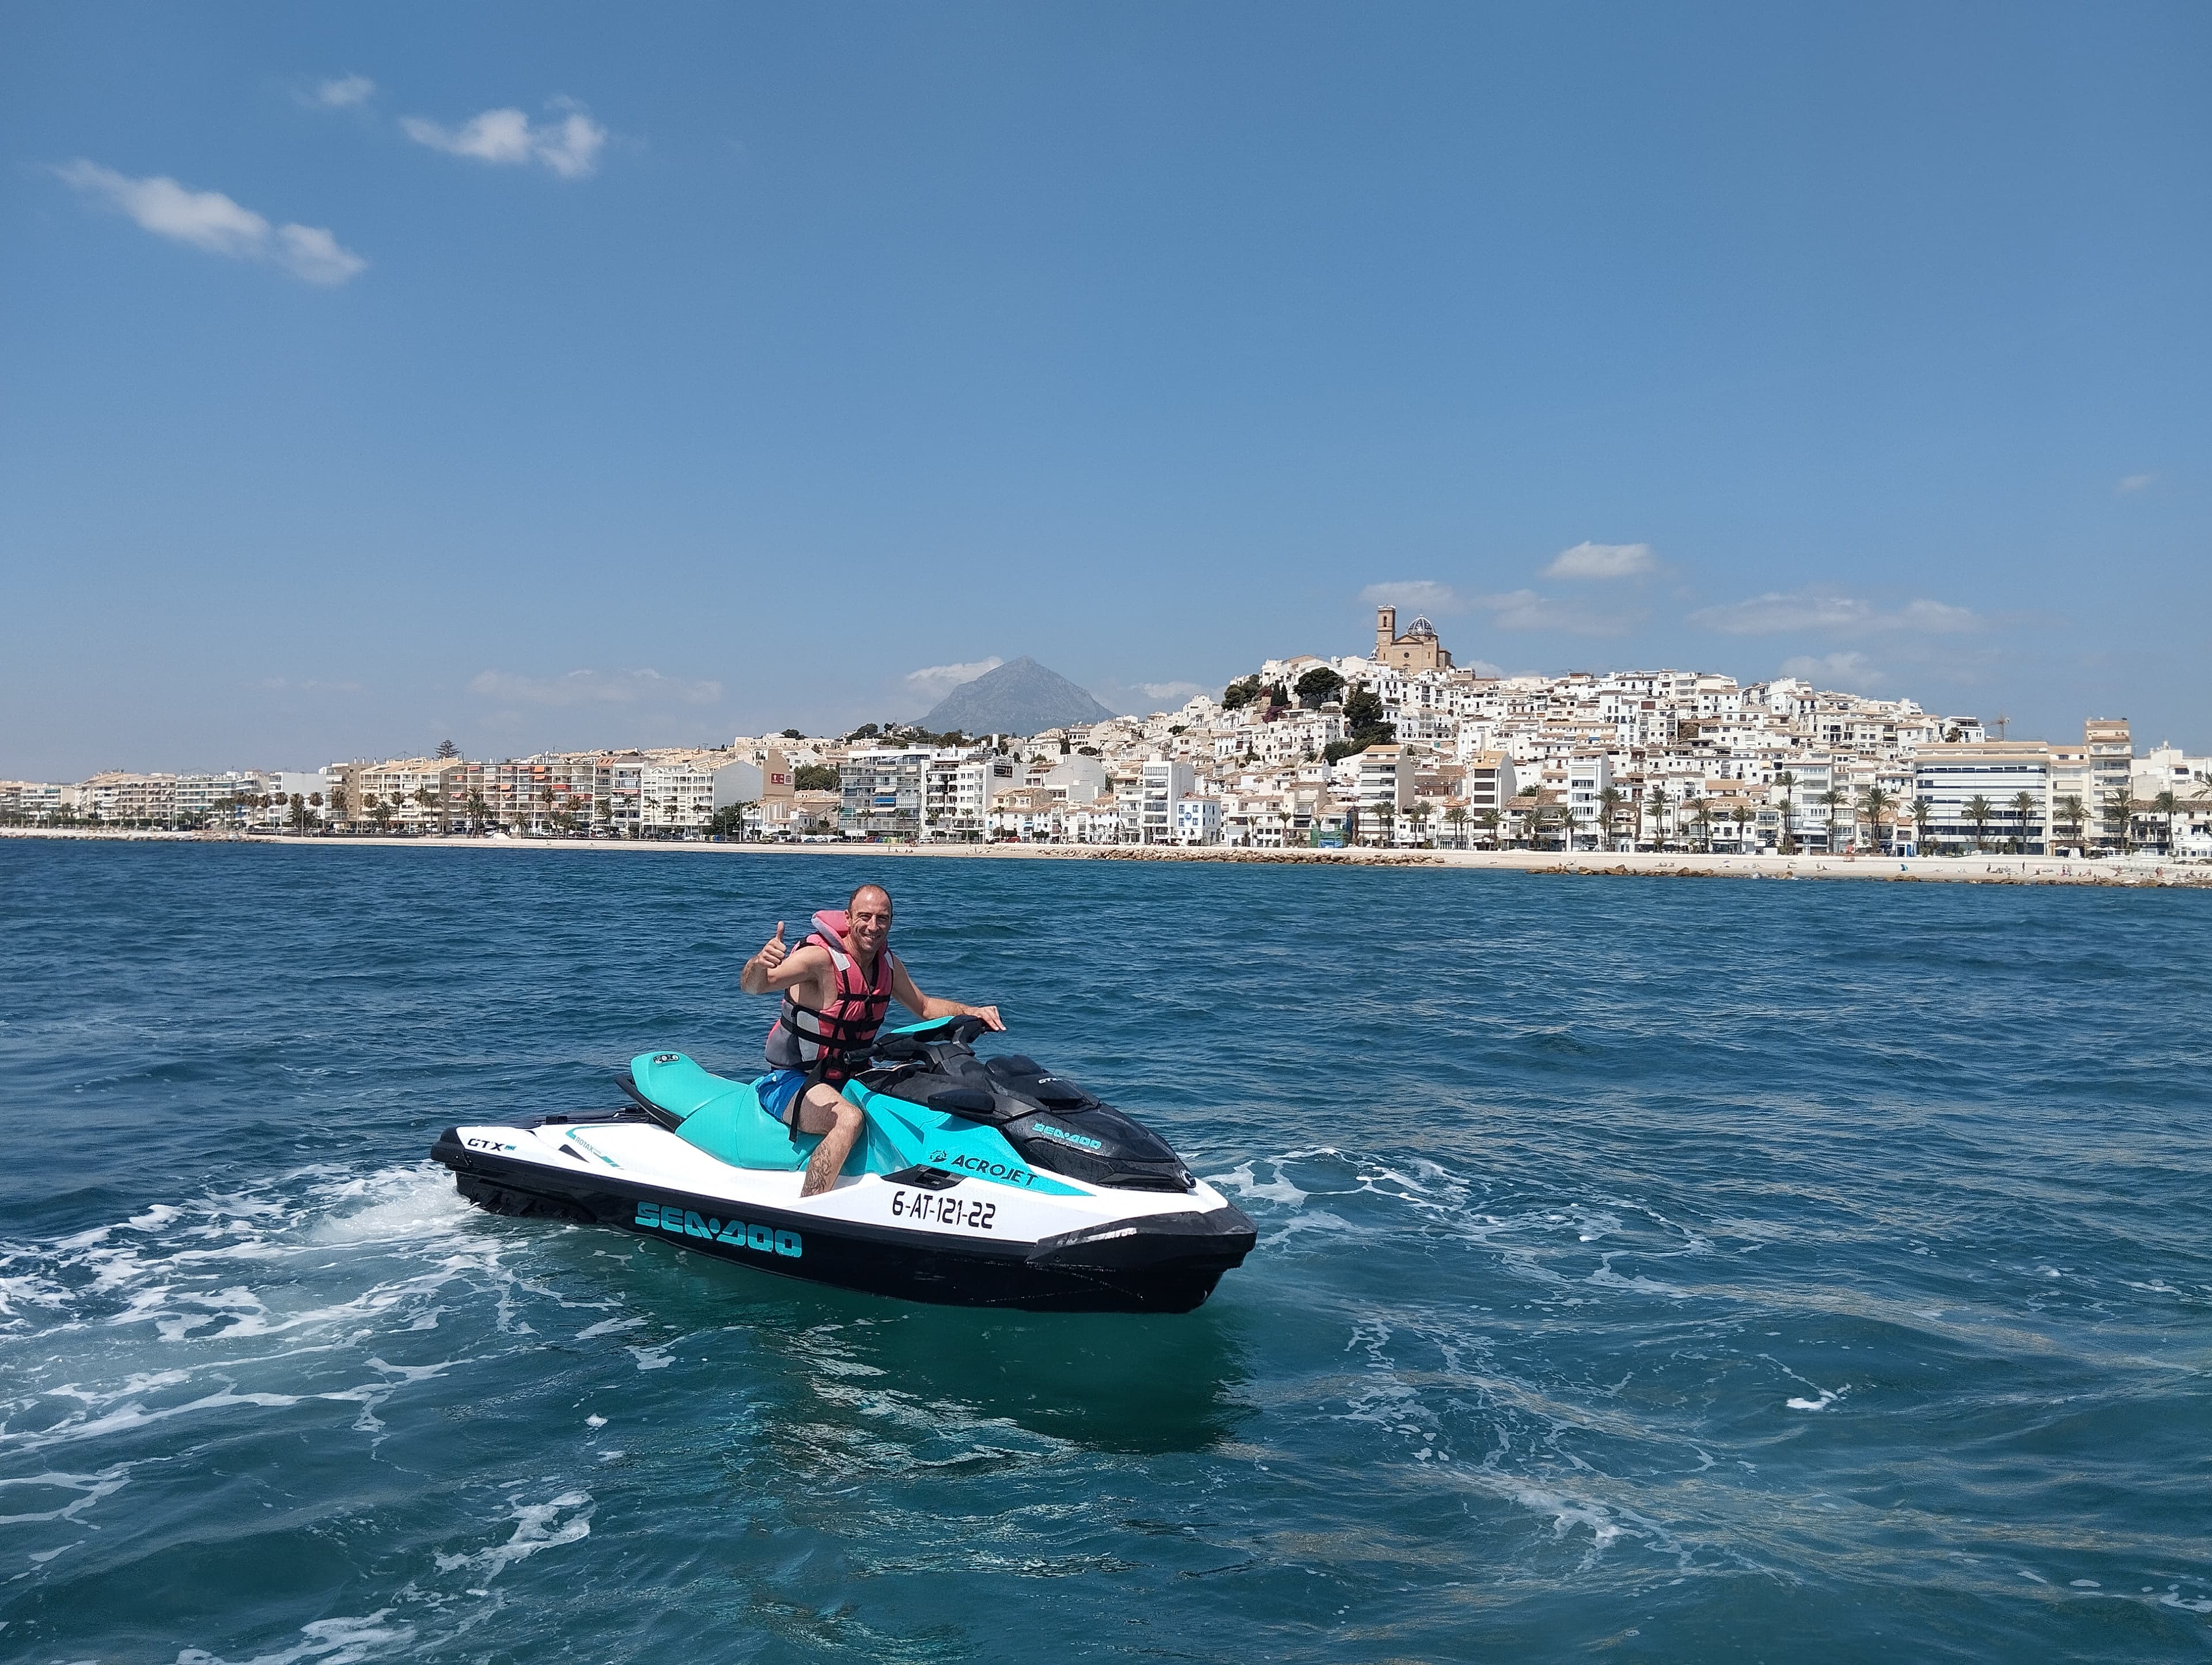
{"left": 889, "top": 957, "right": 1004, "bottom": 1032}
{"left": 740, "top": 922, "right": 831, "bottom": 1000}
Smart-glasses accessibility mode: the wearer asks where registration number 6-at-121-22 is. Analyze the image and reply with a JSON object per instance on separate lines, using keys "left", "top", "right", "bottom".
{"left": 891, "top": 1189, "right": 997, "bottom": 1230}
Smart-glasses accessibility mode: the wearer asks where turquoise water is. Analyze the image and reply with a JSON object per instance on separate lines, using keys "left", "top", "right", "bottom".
{"left": 3, "top": 841, "right": 2209, "bottom": 1662}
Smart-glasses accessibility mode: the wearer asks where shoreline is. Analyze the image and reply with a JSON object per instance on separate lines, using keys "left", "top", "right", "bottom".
{"left": 5, "top": 826, "right": 2206, "bottom": 886}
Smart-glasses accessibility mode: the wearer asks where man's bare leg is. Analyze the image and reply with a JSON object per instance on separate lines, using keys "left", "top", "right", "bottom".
{"left": 795, "top": 1083, "right": 863, "bottom": 1199}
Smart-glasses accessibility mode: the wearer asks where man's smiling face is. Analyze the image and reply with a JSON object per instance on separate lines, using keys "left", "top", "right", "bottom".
{"left": 847, "top": 885, "right": 892, "bottom": 959}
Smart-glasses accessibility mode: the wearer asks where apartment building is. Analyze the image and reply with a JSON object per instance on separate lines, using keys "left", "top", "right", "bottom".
{"left": 172, "top": 772, "right": 273, "bottom": 825}
{"left": 1351, "top": 745, "right": 1412, "bottom": 812}
{"left": 1136, "top": 758, "right": 1196, "bottom": 844}
{"left": 923, "top": 754, "right": 1013, "bottom": 841}
{"left": 1911, "top": 742, "right": 2051, "bottom": 853}
{"left": 77, "top": 772, "right": 177, "bottom": 823}
{"left": 1459, "top": 752, "right": 1517, "bottom": 820}
{"left": 640, "top": 756, "right": 764, "bottom": 833}
{"left": 1565, "top": 753, "right": 1614, "bottom": 848}
{"left": 839, "top": 747, "right": 936, "bottom": 838}
{"left": 339, "top": 758, "right": 465, "bottom": 829}
{"left": 0, "top": 782, "right": 65, "bottom": 820}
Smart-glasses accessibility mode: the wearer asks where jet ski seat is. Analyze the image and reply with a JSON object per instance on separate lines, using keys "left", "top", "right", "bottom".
{"left": 626, "top": 1052, "right": 804, "bottom": 1171}
{"left": 624, "top": 1051, "right": 902, "bottom": 1177}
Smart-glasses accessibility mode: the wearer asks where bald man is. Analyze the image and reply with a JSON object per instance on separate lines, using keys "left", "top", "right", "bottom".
{"left": 741, "top": 883, "right": 1004, "bottom": 1196}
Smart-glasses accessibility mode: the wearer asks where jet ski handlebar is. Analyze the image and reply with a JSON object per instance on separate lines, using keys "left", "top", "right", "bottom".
{"left": 872, "top": 1014, "right": 993, "bottom": 1057}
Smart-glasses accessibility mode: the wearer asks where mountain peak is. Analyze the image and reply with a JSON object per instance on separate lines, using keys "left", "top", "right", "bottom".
{"left": 921, "top": 657, "right": 1118, "bottom": 735}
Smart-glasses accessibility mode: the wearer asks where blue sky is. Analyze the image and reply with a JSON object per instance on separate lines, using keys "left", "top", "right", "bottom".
{"left": 3, "top": 2, "right": 2206, "bottom": 776}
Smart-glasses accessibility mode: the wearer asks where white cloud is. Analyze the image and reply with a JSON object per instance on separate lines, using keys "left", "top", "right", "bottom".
{"left": 1359, "top": 580, "right": 1469, "bottom": 615}
{"left": 1139, "top": 681, "right": 1207, "bottom": 703}
{"left": 273, "top": 223, "right": 368, "bottom": 285}
{"left": 467, "top": 669, "right": 721, "bottom": 707}
{"left": 902, "top": 658, "right": 1003, "bottom": 703}
{"left": 1544, "top": 541, "right": 1656, "bottom": 581}
{"left": 2116, "top": 472, "right": 2156, "bottom": 494}
{"left": 309, "top": 75, "right": 376, "bottom": 109}
{"left": 1886, "top": 598, "right": 1978, "bottom": 633}
{"left": 1694, "top": 594, "right": 1873, "bottom": 634}
{"left": 1780, "top": 651, "right": 1884, "bottom": 692}
{"left": 1689, "top": 592, "right": 1978, "bottom": 636}
{"left": 402, "top": 103, "right": 608, "bottom": 179}
{"left": 56, "top": 161, "right": 365, "bottom": 285}
{"left": 1478, "top": 589, "right": 1635, "bottom": 636}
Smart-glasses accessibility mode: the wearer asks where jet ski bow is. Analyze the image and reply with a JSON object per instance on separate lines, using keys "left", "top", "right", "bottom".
{"left": 431, "top": 1016, "right": 1255, "bottom": 1313}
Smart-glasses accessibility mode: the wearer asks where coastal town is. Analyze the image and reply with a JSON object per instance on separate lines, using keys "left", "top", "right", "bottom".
{"left": 7, "top": 608, "right": 2210, "bottom": 861}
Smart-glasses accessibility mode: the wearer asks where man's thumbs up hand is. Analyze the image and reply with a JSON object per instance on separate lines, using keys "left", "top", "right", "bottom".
{"left": 759, "top": 921, "right": 789, "bottom": 970}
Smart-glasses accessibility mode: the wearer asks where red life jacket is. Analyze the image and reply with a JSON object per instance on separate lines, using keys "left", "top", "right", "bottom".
{"left": 763, "top": 908, "right": 899, "bottom": 1085}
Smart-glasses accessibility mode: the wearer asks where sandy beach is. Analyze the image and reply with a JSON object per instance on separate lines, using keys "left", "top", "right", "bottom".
{"left": 7, "top": 826, "right": 2207, "bottom": 885}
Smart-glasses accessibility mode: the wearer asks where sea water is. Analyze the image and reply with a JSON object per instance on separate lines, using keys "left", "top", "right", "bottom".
{"left": 2, "top": 840, "right": 2207, "bottom": 1663}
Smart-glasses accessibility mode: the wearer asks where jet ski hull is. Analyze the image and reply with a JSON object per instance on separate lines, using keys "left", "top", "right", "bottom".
{"left": 432, "top": 1126, "right": 1254, "bottom": 1314}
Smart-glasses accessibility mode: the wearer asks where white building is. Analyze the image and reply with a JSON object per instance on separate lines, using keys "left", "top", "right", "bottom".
{"left": 1351, "top": 745, "right": 1412, "bottom": 812}
{"left": 925, "top": 754, "right": 1014, "bottom": 840}
{"left": 839, "top": 748, "right": 938, "bottom": 838}
{"left": 1565, "top": 753, "right": 1613, "bottom": 849}
{"left": 1137, "top": 758, "right": 1195, "bottom": 843}
{"left": 1041, "top": 754, "right": 1109, "bottom": 803}
{"left": 640, "top": 757, "right": 764, "bottom": 834}
{"left": 1172, "top": 794, "right": 1223, "bottom": 844}
{"left": 0, "top": 782, "right": 65, "bottom": 821}
{"left": 1911, "top": 743, "right": 2050, "bottom": 854}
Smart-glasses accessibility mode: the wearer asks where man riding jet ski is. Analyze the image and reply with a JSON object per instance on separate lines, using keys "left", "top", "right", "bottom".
{"left": 431, "top": 885, "right": 1255, "bottom": 1313}
{"left": 744, "top": 885, "right": 1003, "bottom": 1197}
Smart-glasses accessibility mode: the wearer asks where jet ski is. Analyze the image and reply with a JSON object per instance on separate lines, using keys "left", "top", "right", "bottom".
{"left": 431, "top": 1015, "right": 1255, "bottom": 1313}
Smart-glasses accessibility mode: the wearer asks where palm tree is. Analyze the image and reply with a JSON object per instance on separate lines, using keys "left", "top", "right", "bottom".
{"left": 1692, "top": 797, "right": 1715, "bottom": 853}
{"left": 1773, "top": 771, "right": 1797, "bottom": 854}
{"left": 467, "top": 790, "right": 488, "bottom": 835}
{"left": 1731, "top": 802, "right": 1753, "bottom": 850}
{"left": 328, "top": 785, "right": 349, "bottom": 828}
{"left": 1675, "top": 792, "right": 1702, "bottom": 852}
{"left": 1907, "top": 795, "right": 1935, "bottom": 854}
{"left": 2055, "top": 793, "right": 2084, "bottom": 852}
{"left": 1964, "top": 794, "right": 1994, "bottom": 853}
{"left": 1513, "top": 785, "right": 1540, "bottom": 849}
{"left": 1819, "top": 786, "right": 1850, "bottom": 852}
{"left": 1445, "top": 805, "right": 1468, "bottom": 849}
{"left": 413, "top": 786, "right": 436, "bottom": 833}
{"left": 2103, "top": 786, "right": 2138, "bottom": 854}
{"left": 1478, "top": 807, "right": 1501, "bottom": 849}
{"left": 369, "top": 795, "right": 394, "bottom": 833}
{"left": 1858, "top": 784, "right": 1895, "bottom": 854}
{"left": 1596, "top": 785, "right": 1624, "bottom": 852}
{"left": 2153, "top": 789, "right": 2179, "bottom": 854}
{"left": 2009, "top": 789, "right": 2040, "bottom": 854}
{"left": 1643, "top": 785, "right": 1667, "bottom": 850}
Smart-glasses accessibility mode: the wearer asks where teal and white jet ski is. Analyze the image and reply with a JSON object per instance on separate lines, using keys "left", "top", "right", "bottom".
{"left": 432, "top": 1017, "right": 1255, "bottom": 1313}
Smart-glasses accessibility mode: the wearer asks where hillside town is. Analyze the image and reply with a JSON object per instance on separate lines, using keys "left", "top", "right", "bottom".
{"left": 7, "top": 609, "right": 2211, "bottom": 859}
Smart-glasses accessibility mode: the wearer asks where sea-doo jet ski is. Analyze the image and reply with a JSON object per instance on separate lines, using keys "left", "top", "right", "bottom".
{"left": 431, "top": 1015, "right": 1255, "bottom": 1313}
